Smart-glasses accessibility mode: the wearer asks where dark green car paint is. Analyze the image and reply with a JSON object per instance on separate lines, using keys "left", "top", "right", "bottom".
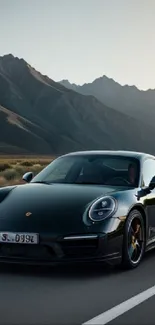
{"left": 0, "top": 183, "right": 125, "bottom": 234}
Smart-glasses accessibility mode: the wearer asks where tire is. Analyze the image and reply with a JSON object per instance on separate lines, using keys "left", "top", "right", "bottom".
{"left": 122, "top": 209, "right": 145, "bottom": 269}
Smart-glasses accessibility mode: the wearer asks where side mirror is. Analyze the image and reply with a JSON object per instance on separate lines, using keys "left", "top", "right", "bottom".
{"left": 22, "top": 172, "right": 34, "bottom": 183}
{"left": 149, "top": 176, "right": 155, "bottom": 190}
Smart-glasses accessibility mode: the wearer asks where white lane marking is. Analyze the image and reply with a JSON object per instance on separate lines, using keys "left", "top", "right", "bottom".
{"left": 82, "top": 285, "right": 155, "bottom": 324}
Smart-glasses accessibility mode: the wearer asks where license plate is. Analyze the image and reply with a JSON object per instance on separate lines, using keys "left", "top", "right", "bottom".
{"left": 0, "top": 232, "right": 39, "bottom": 244}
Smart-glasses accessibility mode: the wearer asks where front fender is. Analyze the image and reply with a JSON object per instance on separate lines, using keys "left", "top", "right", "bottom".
{"left": 0, "top": 185, "right": 17, "bottom": 203}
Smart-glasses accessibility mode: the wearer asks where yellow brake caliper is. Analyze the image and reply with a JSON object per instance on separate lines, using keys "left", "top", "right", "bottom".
{"left": 129, "top": 223, "right": 141, "bottom": 256}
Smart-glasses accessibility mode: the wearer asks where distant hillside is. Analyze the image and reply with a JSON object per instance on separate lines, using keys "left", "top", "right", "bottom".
{"left": 0, "top": 104, "right": 52, "bottom": 154}
{"left": 60, "top": 77, "right": 155, "bottom": 127}
{"left": 0, "top": 54, "right": 155, "bottom": 155}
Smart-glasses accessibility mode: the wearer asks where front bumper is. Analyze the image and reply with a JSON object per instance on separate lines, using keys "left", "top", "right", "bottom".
{"left": 0, "top": 233, "right": 123, "bottom": 266}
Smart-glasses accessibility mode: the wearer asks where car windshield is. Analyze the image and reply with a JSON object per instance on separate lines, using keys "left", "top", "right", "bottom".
{"left": 31, "top": 154, "right": 140, "bottom": 187}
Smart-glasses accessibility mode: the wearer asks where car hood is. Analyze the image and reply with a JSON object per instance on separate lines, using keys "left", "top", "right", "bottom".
{"left": 0, "top": 183, "right": 124, "bottom": 235}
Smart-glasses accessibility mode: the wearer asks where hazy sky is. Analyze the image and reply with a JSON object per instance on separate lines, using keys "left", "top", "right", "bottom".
{"left": 0, "top": 0, "right": 155, "bottom": 89}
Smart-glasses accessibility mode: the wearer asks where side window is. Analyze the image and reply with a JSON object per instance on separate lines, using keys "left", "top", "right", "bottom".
{"left": 142, "top": 159, "right": 155, "bottom": 187}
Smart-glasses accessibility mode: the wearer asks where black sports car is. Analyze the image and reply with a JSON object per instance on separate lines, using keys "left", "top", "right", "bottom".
{"left": 0, "top": 150, "right": 155, "bottom": 269}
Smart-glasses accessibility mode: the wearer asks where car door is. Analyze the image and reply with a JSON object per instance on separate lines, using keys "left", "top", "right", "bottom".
{"left": 142, "top": 158, "right": 155, "bottom": 241}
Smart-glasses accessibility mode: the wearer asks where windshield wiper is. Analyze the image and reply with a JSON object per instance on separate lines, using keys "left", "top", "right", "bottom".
{"left": 32, "top": 181, "right": 49, "bottom": 184}
{"left": 75, "top": 182, "right": 101, "bottom": 185}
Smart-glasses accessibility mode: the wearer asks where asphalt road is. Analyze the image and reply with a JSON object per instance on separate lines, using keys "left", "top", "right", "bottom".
{"left": 1, "top": 250, "right": 155, "bottom": 325}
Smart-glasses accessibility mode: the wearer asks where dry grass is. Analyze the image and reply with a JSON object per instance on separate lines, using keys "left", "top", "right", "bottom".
{"left": 0, "top": 155, "right": 55, "bottom": 187}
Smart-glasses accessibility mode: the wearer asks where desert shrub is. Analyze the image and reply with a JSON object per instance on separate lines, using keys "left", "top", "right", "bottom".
{"left": 0, "top": 156, "right": 56, "bottom": 186}
{"left": 0, "top": 176, "right": 7, "bottom": 186}
{"left": 0, "top": 163, "right": 11, "bottom": 172}
{"left": 1, "top": 168, "right": 20, "bottom": 181}
{"left": 31, "top": 165, "right": 43, "bottom": 175}
{"left": 37, "top": 160, "right": 50, "bottom": 166}
{"left": 0, "top": 178, "right": 25, "bottom": 187}
{"left": 20, "top": 161, "right": 34, "bottom": 167}
{"left": 14, "top": 165, "right": 26, "bottom": 175}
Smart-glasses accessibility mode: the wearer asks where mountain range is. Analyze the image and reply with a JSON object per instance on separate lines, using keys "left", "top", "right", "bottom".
{"left": 59, "top": 78, "right": 155, "bottom": 127}
{"left": 0, "top": 53, "right": 155, "bottom": 155}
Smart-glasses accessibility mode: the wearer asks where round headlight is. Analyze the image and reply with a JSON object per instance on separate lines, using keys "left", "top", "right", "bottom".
{"left": 88, "top": 196, "right": 117, "bottom": 222}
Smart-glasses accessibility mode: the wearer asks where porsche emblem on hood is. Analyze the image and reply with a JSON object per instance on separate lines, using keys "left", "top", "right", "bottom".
{"left": 25, "top": 212, "right": 32, "bottom": 217}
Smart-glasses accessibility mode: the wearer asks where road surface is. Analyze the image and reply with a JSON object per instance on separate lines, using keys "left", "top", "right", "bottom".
{"left": 0, "top": 250, "right": 155, "bottom": 324}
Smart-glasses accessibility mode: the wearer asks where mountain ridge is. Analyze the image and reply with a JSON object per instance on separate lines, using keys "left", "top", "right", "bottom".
{"left": 59, "top": 77, "right": 155, "bottom": 127}
{"left": 0, "top": 54, "right": 155, "bottom": 155}
{"left": 60, "top": 75, "right": 155, "bottom": 92}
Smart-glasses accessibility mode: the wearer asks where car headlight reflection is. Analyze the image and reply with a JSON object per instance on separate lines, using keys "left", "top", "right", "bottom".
{"left": 88, "top": 196, "right": 117, "bottom": 222}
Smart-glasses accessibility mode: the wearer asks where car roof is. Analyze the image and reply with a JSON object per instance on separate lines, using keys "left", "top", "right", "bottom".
{"left": 62, "top": 150, "right": 155, "bottom": 161}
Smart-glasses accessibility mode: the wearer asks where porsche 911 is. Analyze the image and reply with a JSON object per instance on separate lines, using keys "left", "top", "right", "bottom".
{"left": 0, "top": 150, "right": 155, "bottom": 269}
